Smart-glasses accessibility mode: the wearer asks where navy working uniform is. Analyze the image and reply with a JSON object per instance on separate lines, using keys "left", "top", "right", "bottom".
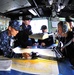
{"left": 21, "top": 22, "right": 32, "bottom": 35}
{"left": 38, "top": 33, "right": 54, "bottom": 47}
{"left": 14, "top": 17, "right": 35, "bottom": 48}
{"left": 0, "top": 20, "right": 21, "bottom": 58}
{"left": 0, "top": 30, "right": 14, "bottom": 57}
{"left": 21, "top": 22, "right": 35, "bottom": 46}
{"left": 38, "top": 25, "right": 54, "bottom": 47}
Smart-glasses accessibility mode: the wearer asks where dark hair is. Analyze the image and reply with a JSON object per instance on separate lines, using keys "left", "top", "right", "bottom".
{"left": 58, "top": 21, "right": 68, "bottom": 32}
{"left": 41, "top": 25, "right": 47, "bottom": 30}
{"left": 22, "top": 16, "right": 32, "bottom": 20}
{"left": 58, "top": 21, "right": 63, "bottom": 26}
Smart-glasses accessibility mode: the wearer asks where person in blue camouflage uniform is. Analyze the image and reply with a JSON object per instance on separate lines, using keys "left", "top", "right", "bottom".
{"left": 0, "top": 20, "right": 21, "bottom": 58}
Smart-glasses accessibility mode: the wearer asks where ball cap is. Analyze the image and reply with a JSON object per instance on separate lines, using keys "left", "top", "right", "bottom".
{"left": 41, "top": 25, "right": 47, "bottom": 30}
{"left": 23, "top": 16, "right": 32, "bottom": 20}
{"left": 9, "top": 20, "right": 21, "bottom": 31}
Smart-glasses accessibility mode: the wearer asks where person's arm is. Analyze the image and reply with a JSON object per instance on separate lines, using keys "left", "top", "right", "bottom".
{"left": 27, "top": 25, "right": 32, "bottom": 35}
{"left": 14, "top": 31, "right": 28, "bottom": 48}
{"left": 0, "top": 33, "right": 14, "bottom": 57}
{"left": 0, "top": 33, "right": 8, "bottom": 51}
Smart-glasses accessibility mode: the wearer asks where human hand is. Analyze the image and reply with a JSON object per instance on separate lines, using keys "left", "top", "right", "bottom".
{"left": 41, "top": 42, "right": 46, "bottom": 46}
{"left": 22, "top": 53, "right": 31, "bottom": 59}
{"left": 27, "top": 46, "right": 32, "bottom": 48}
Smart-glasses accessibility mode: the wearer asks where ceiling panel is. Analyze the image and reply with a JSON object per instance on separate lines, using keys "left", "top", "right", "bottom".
{"left": 0, "top": 0, "right": 73, "bottom": 19}
{"left": 0, "top": 0, "right": 31, "bottom": 13}
{"left": 0, "top": 0, "right": 12, "bottom": 6}
{"left": 14, "top": 0, "right": 31, "bottom": 7}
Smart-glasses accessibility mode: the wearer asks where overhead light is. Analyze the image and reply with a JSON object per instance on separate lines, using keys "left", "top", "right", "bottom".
{"left": 28, "top": 9, "right": 37, "bottom": 16}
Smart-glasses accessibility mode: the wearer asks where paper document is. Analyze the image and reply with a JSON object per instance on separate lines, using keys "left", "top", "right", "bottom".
{"left": 12, "top": 47, "right": 56, "bottom": 57}
{"left": 29, "top": 33, "right": 49, "bottom": 40}
{"left": 0, "top": 59, "right": 12, "bottom": 71}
